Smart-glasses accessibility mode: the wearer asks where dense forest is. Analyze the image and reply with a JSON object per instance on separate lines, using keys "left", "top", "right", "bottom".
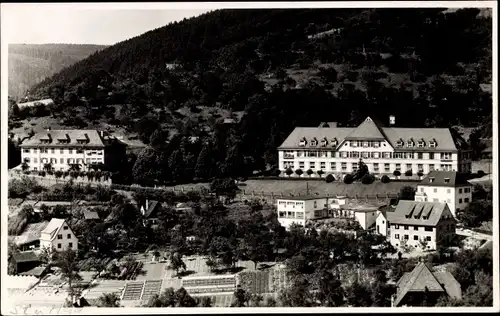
{"left": 8, "top": 44, "right": 107, "bottom": 99}
{"left": 13, "top": 8, "right": 492, "bottom": 185}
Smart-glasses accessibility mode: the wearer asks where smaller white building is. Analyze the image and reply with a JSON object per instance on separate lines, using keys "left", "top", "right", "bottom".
{"left": 40, "top": 218, "right": 79, "bottom": 252}
{"left": 276, "top": 196, "right": 329, "bottom": 229}
{"left": 414, "top": 171, "right": 473, "bottom": 217}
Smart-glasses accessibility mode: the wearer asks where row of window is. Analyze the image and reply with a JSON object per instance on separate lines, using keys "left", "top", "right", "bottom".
{"left": 285, "top": 151, "right": 454, "bottom": 160}
{"left": 283, "top": 161, "right": 451, "bottom": 172}
{"left": 56, "top": 242, "right": 74, "bottom": 249}
{"left": 57, "top": 233, "right": 73, "bottom": 240}
{"left": 24, "top": 157, "right": 103, "bottom": 164}
{"left": 392, "top": 225, "right": 434, "bottom": 232}
{"left": 278, "top": 211, "right": 305, "bottom": 219}
{"left": 278, "top": 201, "right": 306, "bottom": 208}
{"left": 394, "top": 234, "right": 432, "bottom": 241}
{"left": 420, "top": 187, "right": 472, "bottom": 196}
{"left": 23, "top": 148, "right": 103, "bottom": 155}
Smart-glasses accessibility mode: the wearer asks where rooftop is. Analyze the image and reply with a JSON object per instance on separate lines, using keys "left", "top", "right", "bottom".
{"left": 387, "top": 200, "right": 454, "bottom": 226}
{"left": 41, "top": 218, "right": 67, "bottom": 240}
{"left": 83, "top": 210, "right": 100, "bottom": 220}
{"left": 12, "top": 251, "right": 40, "bottom": 263}
{"left": 20, "top": 129, "right": 105, "bottom": 148}
{"left": 419, "top": 171, "right": 472, "bottom": 187}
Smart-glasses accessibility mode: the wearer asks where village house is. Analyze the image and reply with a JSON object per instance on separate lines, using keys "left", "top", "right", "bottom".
{"left": 140, "top": 200, "right": 165, "bottom": 225}
{"left": 278, "top": 116, "right": 472, "bottom": 178}
{"left": 415, "top": 171, "right": 473, "bottom": 217}
{"left": 19, "top": 129, "right": 126, "bottom": 172}
{"left": 376, "top": 201, "right": 456, "bottom": 250}
{"left": 40, "top": 218, "right": 79, "bottom": 252}
{"left": 393, "top": 261, "right": 461, "bottom": 307}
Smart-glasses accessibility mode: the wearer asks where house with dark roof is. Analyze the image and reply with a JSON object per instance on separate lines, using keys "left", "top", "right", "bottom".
{"left": 415, "top": 171, "right": 473, "bottom": 217}
{"left": 140, "top": 200, "right": 164, "bottom": 225}
{"left": 393, "top": 261, "right": 461, "bottom": 307}
{"left": 10, "top": 251, "right": 41, "bottom": 275}
{"left": 278, "top": 116, "right": 472, "bottom": 178}
{"left": 19, "top": 129, "right": 126, "bottom": 172}
{"left": 376, "top": 201, "right": 456, "bottom": 250}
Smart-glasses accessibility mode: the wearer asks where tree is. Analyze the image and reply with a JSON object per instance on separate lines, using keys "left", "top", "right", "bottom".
{"left": 149, "top": 128, "right": 169, "bottom": 150}
{"left": 168, "top": 252, "right": 187, "bottom": 277}
{"left": 353, "top": 159, "right": 369, "bottom": 181}
{"left": 279, "top": 275, "right": 313, "bottom": 307}
{"left": 97, "top": 292, "right": 120, "bottom": 307}
{"left": 381, "top": 175, "right": 390, "bottom": 183}
{"left": 231, "top": 288, "right": 250, "bottom": 307}
{"left": 199, "top": 296, "right": 212, "bottom": 307}
{"left": 419, "top": 238, "right": 429, "bottom": 251}
{"left": 343, "top": 174, "right": 354, "bottom": 184}
{"left": 55, "top": 249, "right": 82, "bottom": 301}
{"left": 315, "top": 270, "right": 345, "bottom": 307}
{"left": 317, "top": 170, "right": 325, "bottom": 178}
{"left": 210, "top": 178, "right": 239, "bottom": 201}
{"left": 361, "top": 174, "right": 375, "bottom": 184}
{"left": 169, "top": 149, "right": 186, "bottom": 183}
{"left": 285, "top": 168, "right": 294, "bottom": 177}
{"left": 295, "top": 169, "right": 303, "bottom": 177}
{"left": 306, "top": 169, "right": 314, "bottom": 177}
{"left": 457, "top": 200, "right": 493, "bottom": 228}
{"left": 417, "top": 171, "right": 424, "bottom": 179}
{"left": 405, "top": 169, "right": 413, "bottom": 177}
{"left": 399, "top": 185, "right": 416, "bottom": 200}
{"left": 194, "top": 143, "right": 214, "bottom": 180}
{"left": 325, "top": 174, "right": 335, "bottom": 183}
{"left": 393, "top": 170, "right": 401, "bottom": 179}
{"left": 345, "top": 281, "right": 373, "bottom": 307}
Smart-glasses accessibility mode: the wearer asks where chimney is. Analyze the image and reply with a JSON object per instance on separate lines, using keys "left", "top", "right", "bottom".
{"left": 389, "top": 115, "right": 396, "bottom": 126}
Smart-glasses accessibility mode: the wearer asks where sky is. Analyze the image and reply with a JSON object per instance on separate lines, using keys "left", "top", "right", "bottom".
{"left": 2, "top": 4, "right": 210, "bottom": 45}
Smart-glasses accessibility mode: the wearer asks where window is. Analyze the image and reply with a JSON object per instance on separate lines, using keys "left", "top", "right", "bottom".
{"left": 429, "top": 164, "right": 435, "bottom": 171}
{"left": 63, "top": 226, "right": 68, "bottom": 230}
{"left": 404, "top": 235, "right": 409, "bottom": 240}
{"left": 394, "top": 225, "right": 400, "bottom": 229}
{"left": 429, "top": 141, "right": 436, "bottom": 148}
{"left": 384, "top": 163, "right": 390, "bottom": 172}
{"left": 406, "top": 164, "right": 412, "bottom": 170}
{"left": 426, "top": 236, "right": 431, "bottom": 241}
{"left": 67, "top": 234, "right": 71, "bottom": 239}
{"left": 363, "top": 141, "right": 368, "bottom": 147}
{"left": 68, "top": 243, "right": 73, "bottom": 248}
{"left": 418, "top": 164, "right": 423, "bottom": 171}
{"left": 447, "top": 189, "right": 451, "bottom": 194}
{"left": 320, "top": 162, "right": 326, "bottom": 169}
{"left": 309, "top": 162, "right": 315, "bottom": 169}
{"left": 464, "top": 188, "right": 471, "bottom": 193}
{"left": 24, "top": 158, "right": 31, "bottom": 163}
{"left": 351, "top": 141, "right": 358, "bottom": 147}
{"left": 459, "top": 188, "right": 463, "bottom": 194}
{"left": 395, "top": 164, "right": 401, "bottom": 171}
{"left": 414, "top": 235, "right": 419, "bottom": 241}
{"left": 464, "top": 198, "right": 469, "bottom": 203}
{"left": 330, "top": 162, "right": 336, "bottom": 171}
{"left": 433, "top": 188, "right": 437, "bottom": 193}
{"left": 425, "top": 227, "right": 433, "bottom": 232}
{"left": 459, "top": 198, "right": 463, "bottom": 203}
{"left": 404, "top": 225, "right": 409, "bottom": 230}
{"left": 86, "top": 158, "right": 91, "bottom": 163}
{"left": 406, "top": 141, "right": 414, "bottom": 148}
{"left": 341, "top": 163, "right": 347, "bottom": 171}
{"left": 59, "top": 158, "right": 63, "bottom": 164}
{"left": 441, "top": 152, "right": 451, "bottom": 160}
{"left": 299, "top": 161, "right": 305, "bottom": 169}
{"left": 50, "top": 148, "right": 55, "bottom": 154}
{"left": 23, "top": 149, "right": 30, "bottom": 153}
{"left": 429, "top": 153, "right": 435, "bottom": 159}
{"left": 34, "top": 158, "right": 38, "bottom": 163}
{"left": 352, "top": 162, "right": 358, "bottom": 171}
{"left": 60, "top": 149, "right": 64, "bottom": 154}
{"left": 68, "top": 149, "right": 73, "bottom": 154}
{"left": 77, "top": 149, "right": 84, "bottom": 154}
{"left": 396, "top": 141, "right": 403, "bottom": 147}
{"left": 310, "top": 139, "right": 317, "bottom": 146}
{"left": 57, "top": 234, "right": 62, "bottom": 240}
{"left": 57, "top": 244, "right": 62, "bottom": 249}
{"left": 314, "top": 201, "right": 317, "bottom": 208}
{"left": 413, "top": 226, "right": 418, "bottom": 231}
{"left": 395, "top": 234, "right": 400, "bottom": 240}
{"left": 373, "top": 163, "right": 379, "bottom": 172}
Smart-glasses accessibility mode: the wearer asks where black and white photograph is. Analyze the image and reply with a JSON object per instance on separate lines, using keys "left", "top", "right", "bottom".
{"left": 1, "top": 1, "right": 498, "bottom": 313}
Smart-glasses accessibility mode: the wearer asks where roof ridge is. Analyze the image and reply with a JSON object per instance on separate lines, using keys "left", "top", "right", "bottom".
{"left": 394, "top": 262, "right": 444, "bottom": 306}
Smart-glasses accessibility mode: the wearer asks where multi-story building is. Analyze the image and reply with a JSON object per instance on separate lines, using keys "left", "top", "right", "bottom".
{"left": 39, "top": 218, "right": 79, "bottom": 252}
{"left": 277, "top": 116, "right": 472, "bottom": 178}
{"left": 376, "top": 200, "right": 456, "bottom": 250}
{"left": 19, "top": 129, "right": 126, "bottom": 172}
{"left": 276, "top": 195, "right": 387, "bottom": 230}
{"left": 415, "top": 171, "right": 473, "bottom": 217}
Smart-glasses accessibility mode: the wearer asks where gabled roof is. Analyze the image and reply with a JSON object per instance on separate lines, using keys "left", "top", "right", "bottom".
{"left": 13, "top": 221, "right": 50, "bottom": 246}
{"left": 344, "top": 117, "right": 386, "bottom": 140}
{"left": 41, "top": 218, "right": 66, "bottom": 240}
{"left": 12, "top": 251, "right": 40, "bottom": 263}
{"left": 387, "top": 201, "right": 453, "bottom": 226}
{"left": 144, "top": 200, "right": 161, "bottom": 218}
{"left": 83, "top": 210, "right": 100, "bottom": 220}
{"left": 278, "top": 127, "right": 353, "bottom": 149}
{"left": 394, "top": 262, "right": 445, "bottom": 306}
{"left": 419, "top": 171, "right": 472, "bottom": 187}
{"left": 20, "top": 130, "right": 105, "bottom": 148}
{"left": 382, "top": 128, "right": 457, "bottom": 151}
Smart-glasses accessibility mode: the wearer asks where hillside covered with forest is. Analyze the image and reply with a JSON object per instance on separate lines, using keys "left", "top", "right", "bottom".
{"left": 8, "top": 44, "right": 107, "bottom": 99}
{"left": 12, "top": 8, "right": 492, "bottom": 186}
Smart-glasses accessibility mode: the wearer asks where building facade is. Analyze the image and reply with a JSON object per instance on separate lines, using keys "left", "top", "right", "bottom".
{"left": 39, "top": 218, "right": 79, "bottom": 252}
{"left": 278, "top": 117, "right": 472, "bottom": 178}
{"left": 415, "top": 171, "right": 473, "bottom": 217}
{"left": 376, "top": 201, "right": 456, "bottom": 250}
{"left": 19, "top": 129, "right": 126, "bottom": 172}
{"left": 276, "top": 197, "right": 329, "bottom": 229}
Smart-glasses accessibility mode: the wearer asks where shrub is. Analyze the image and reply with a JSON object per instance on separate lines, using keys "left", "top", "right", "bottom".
{"left": 285, "top": 168, "right": 294, "bottom": 177}
{"left": 399, "top": 185, "right": 416, "bottom": 200}
{"left": 317, "top": 170, "right": 325, "bottom": 177}
{"left": 54, "top": 170, "right": 63, "bottom": 179}
{"left": 477, "top": 170, "right": 485, "bottom": 177}
{"left": 295, "top": 169, "right": 304, "bottom": 177}
{"left": 417, "top": 171, "right": 424, "bottom": 178}
{"left": 381, "top": 175, "right": 391, "bottom": 183}
{"left": 306, "top": 169, "right": 314, "bottom": 177}
{"left": 272, "top": 169, "right": 281, "bottom": 177}
{"left": 361, "top": 174, "right": 375, "bottom": 185}
{"left": 38, "top": 171, "right": 46, "bottom": 177}
{"left": 325, "top": 174, "right": 335, "bottom": 183}
{"left": 405, "top": 170, "right": 413, "bottom": 177}
{"left": 393, "top": 170, "right": 401, "bottom": 178}
{"left": 343, "top": 174, "right": 354, "bottom": 184}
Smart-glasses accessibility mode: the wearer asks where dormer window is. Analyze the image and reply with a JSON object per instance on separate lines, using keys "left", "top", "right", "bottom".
{"left": 299, "top": 138, "right": 307, "bottom": 147}
{"left": 351, "top": 141, "right": 358, "bottom": 147}
{"left": 320, "top": 138, "right": 328, "bottom": 147}
{"left": 406, "top": 140, "right": 414, "bottom": 148}
{"left": 429, "top": 140, "right": 437, "bottom": 148}
{"left": 331, "top": 138, "right": 338, "bottom": 147}
{"left": 444, "top": 178, "right": 450, "bottom": 183}
{"left": 396, "top": 140, "right": 404, "bottom": 147}
{"left": 417, "top": 140, "right": 425, "bottom": 147}
{"left": 429, "top": 177, "right": 435, "bottom": 183}
{"left": 310, "top": 138, "right": 318, "bottom": 146}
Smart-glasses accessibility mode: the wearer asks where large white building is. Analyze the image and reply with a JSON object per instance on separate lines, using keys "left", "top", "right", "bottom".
{"left": 278, "top": 117, "right": 471, "bottom": 178}
{"left": 19, "top": 129, "right": 126, "bottom": 172}
{"left": 415, "top": 171, "right": 473, "bottom": 217}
